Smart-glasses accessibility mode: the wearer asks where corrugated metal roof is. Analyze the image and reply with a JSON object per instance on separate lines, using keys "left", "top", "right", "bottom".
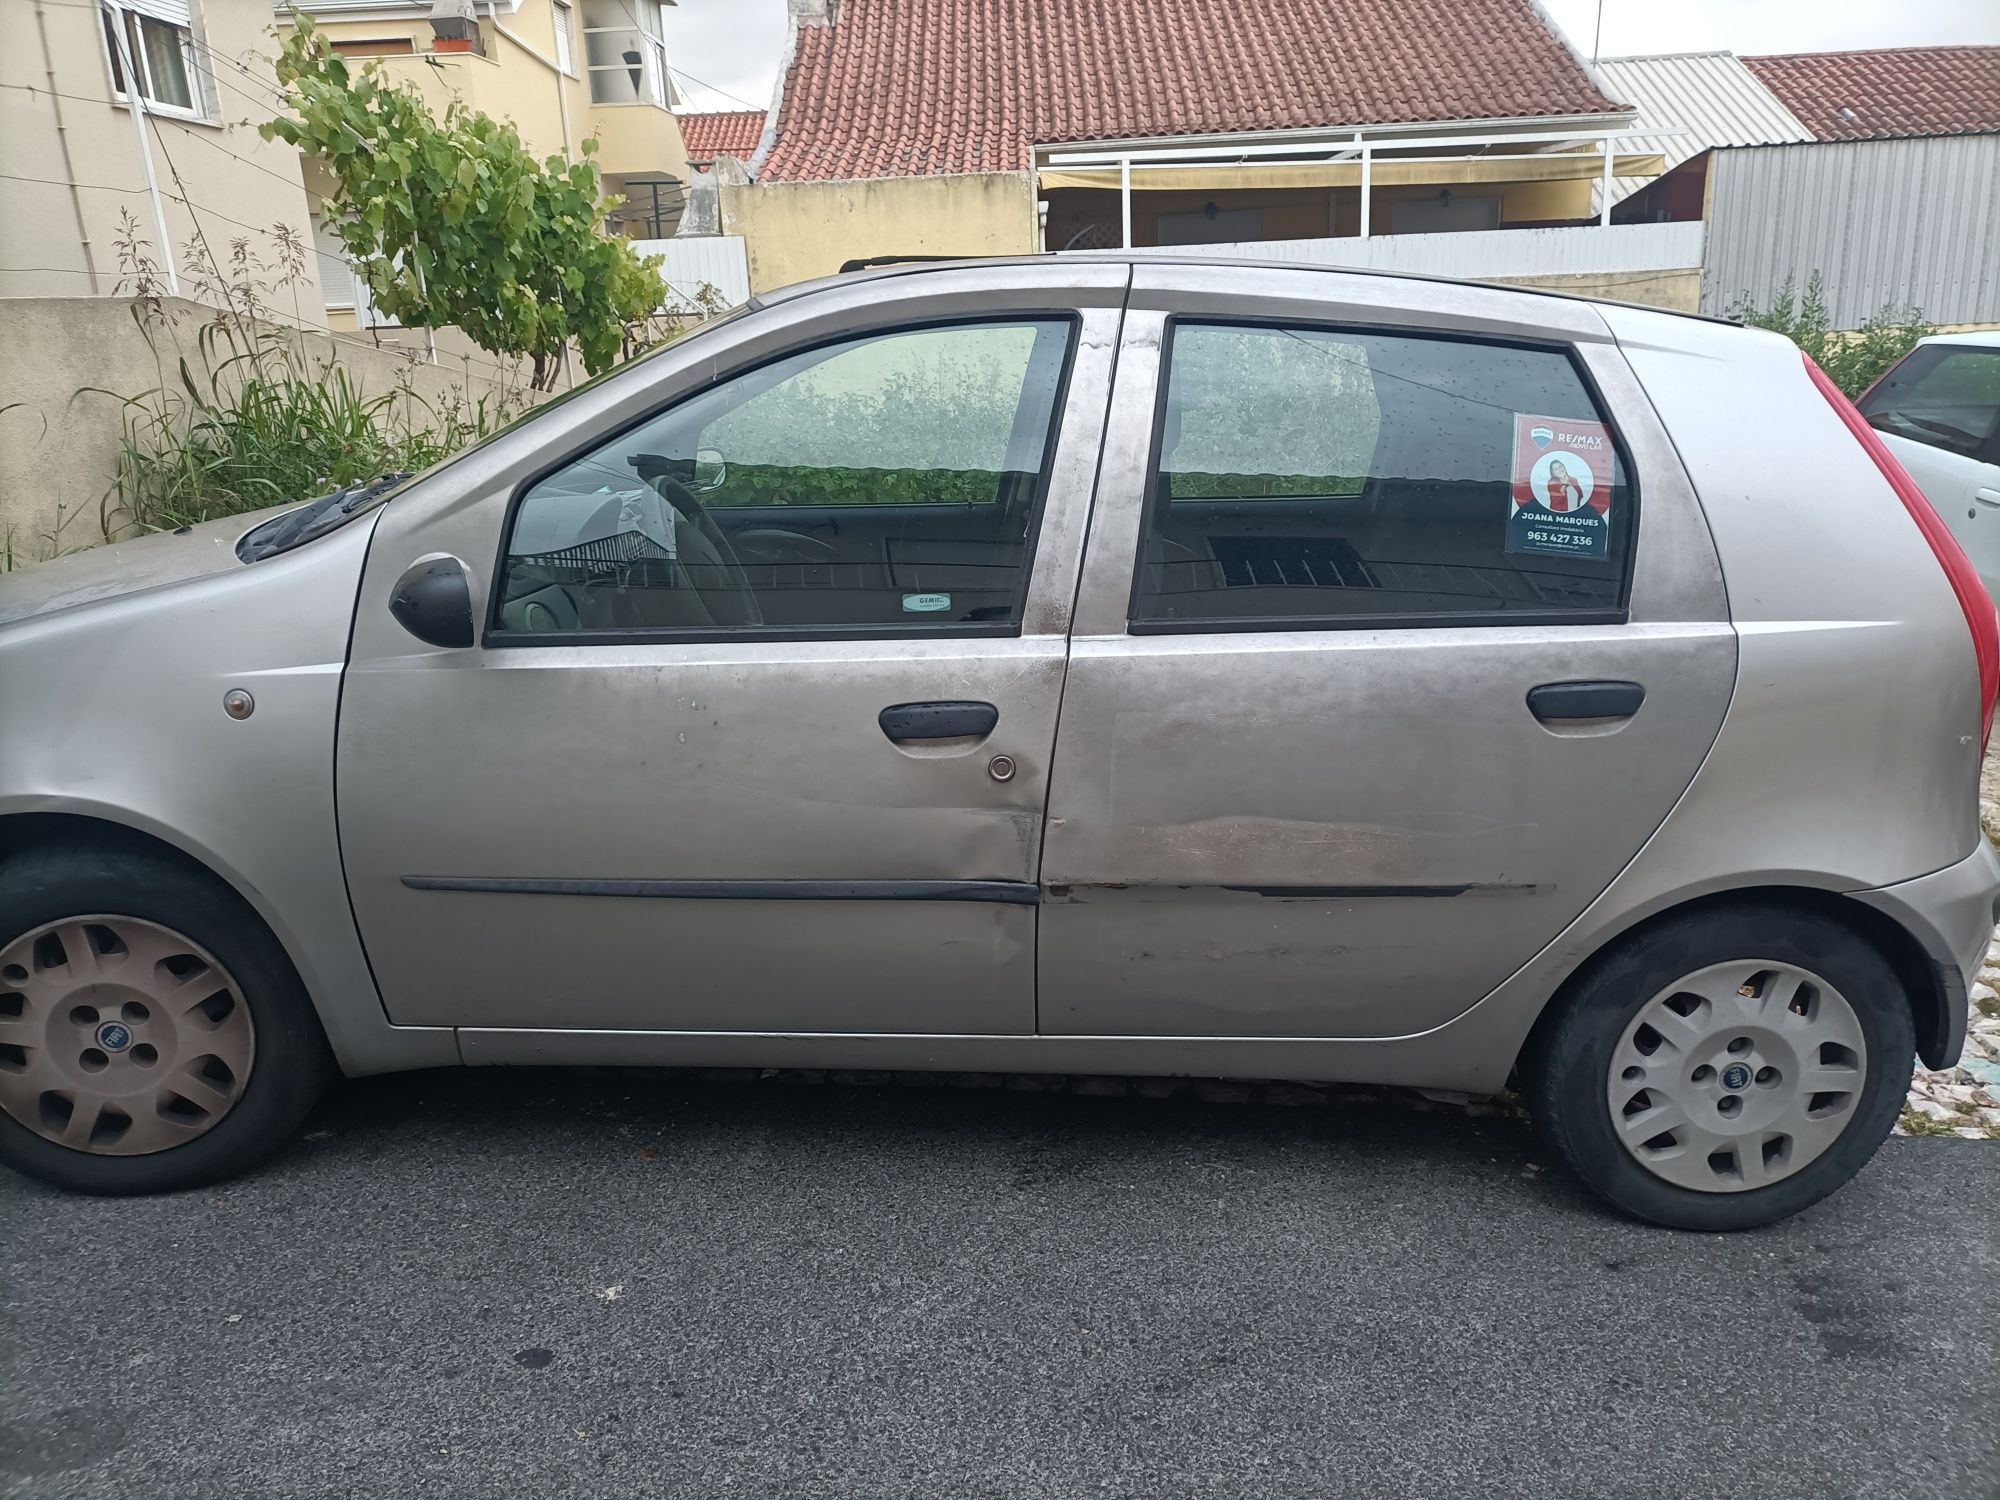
{"left": 1594, "top": 52, "right": 1813, "bottom": 203}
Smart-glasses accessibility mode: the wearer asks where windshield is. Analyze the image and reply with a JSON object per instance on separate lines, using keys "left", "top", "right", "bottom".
{"left": 234, "top": 305, "right": 758, "bottom": 562}
{"left": 1859, "top": 344, "right": 2000, "bottom": 459}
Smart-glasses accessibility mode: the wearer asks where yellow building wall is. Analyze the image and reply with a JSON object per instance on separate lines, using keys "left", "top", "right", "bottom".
{"left": 0, "top": 0, "right": 325, "bottom": 308}
{"left": 313, "top": 4, "right": 689, "bottom": 183}
{"left": 590, "top": 104, "right": 692, "bottom": 185}
{"left": 311, "top": 5, "right": 589, "bottom": 165}
{"left": 721, "top": 173, "right": 1039, "bottom": 293}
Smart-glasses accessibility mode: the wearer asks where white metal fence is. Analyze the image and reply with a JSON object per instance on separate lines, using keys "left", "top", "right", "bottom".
{"left": 1101, "top": 220, "right": 1706, "bottom": 282}
{"left": 633, "top": 235, "right": 752, "bottom": 313}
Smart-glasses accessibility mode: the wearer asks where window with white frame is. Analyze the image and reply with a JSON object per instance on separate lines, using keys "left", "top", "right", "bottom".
{"left": 312, "top": 215, "right": 398, "bottom": 328}
{"left": 99, "top": 0, "right": 204, "bottom": 117}
{"left": 581, "top": 0, "right": 670, "bottom": 106}
{"left": 552, "top": 0, "right": 575, "bottom": 76}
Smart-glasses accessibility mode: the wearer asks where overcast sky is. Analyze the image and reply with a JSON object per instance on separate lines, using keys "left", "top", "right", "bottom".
{"left": 661, "top": 0, "right": 1999, "bottom": 113}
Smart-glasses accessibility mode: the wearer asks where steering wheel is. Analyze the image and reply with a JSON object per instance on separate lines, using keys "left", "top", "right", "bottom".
{"left": 631, "top": 456, "right": 764, "bottom": 627}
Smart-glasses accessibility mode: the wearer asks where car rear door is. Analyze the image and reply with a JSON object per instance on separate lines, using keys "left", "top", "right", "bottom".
{"left": 335, "top": 264, "right": 1124, "bottom": 1036}
{"left": 1039, "top": 265, "right": 1735, "bottom": 1040}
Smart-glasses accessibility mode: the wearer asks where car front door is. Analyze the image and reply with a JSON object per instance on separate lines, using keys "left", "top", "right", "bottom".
{"left": 1039, "top": 266, "right": 1736, "bottom": 1040}
{"left": 1860, "top": 342, "right": 2000, "bottom": 600}
{"left": 336, "top": 266, "right": 1124, "bottom": 1036}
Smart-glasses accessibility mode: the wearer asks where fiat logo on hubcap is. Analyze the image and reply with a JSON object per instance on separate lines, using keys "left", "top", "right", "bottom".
{"left": 1720, "top": 1062, "right": 1752, "bottom": 1091}
{"left": 95, "top": 1021, "right": 133, "bottom": 1054}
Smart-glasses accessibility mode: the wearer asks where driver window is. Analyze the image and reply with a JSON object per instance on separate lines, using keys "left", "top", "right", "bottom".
{"left": 495, "top": 319, "right": 1072, "bottom": 637}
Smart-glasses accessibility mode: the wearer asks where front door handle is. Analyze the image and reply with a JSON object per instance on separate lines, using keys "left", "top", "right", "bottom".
{"left": 1527, "top": 680, "right": 1645, "bottom": 723}
{"left": 1975, "top": 488, "right": 2000, "bottom": 508}
{"left": 879, "top": 701, "right": 999, "bottom": 741}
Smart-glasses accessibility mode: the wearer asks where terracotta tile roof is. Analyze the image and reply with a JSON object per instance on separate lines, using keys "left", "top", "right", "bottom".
{"left": 1743, "top": 46, "right": 2000, "bottom": 141}
{"left": 758, "top": 0, "right": 1631, "bottom": 182}
{"left": 678, "top": 109, "right": 767, "bottom": 164}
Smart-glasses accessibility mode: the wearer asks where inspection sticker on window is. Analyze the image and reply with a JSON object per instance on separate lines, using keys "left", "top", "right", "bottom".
{"left": 1506, "top": 414, "right": 1614, "bottom": 560}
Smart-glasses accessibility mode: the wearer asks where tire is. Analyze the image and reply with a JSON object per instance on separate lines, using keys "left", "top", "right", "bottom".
{"left": 1524, "top": 903, "right": 1915, "bottom": 1231}
{"left": 0, "top": 844, "right": 331, "bottom": 1195}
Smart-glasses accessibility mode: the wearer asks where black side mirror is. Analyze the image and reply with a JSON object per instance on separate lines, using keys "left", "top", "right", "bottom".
{"left": 389, "top": 556, "right": 474, "bottom": 648}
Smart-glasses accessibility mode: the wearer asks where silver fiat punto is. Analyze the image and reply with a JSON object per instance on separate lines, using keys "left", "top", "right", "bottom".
{"left": 3, "top": 257, "right": 1995, "bottom": 1229}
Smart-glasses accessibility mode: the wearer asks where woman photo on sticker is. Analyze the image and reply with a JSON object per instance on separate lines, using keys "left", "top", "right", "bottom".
{"left": 1542, "top": 456, "right": 1585, "bottom": 513}
{"left": 1525, "top": 449, "right": 1596, "bottom": 516}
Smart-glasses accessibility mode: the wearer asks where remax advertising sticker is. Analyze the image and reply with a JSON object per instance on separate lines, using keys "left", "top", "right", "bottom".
{"left": 1506, "top": 414, "right": 1614, "bottom": 561}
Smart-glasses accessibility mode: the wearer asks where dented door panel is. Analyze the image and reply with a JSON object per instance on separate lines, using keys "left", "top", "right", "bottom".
{"left": 1039, "top": 621, "right": 1734, "bottom": 1037}
{"left": 1040, "top": 277, "right": 1735, "bottom": 1041}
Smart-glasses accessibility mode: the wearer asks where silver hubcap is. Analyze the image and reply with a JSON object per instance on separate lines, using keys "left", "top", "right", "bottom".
{"left": 1608, "top": 960, "right": 1867, "bottom": 1193}
{"left": 0, "top": 917, "right": 255, "bottom": 1155}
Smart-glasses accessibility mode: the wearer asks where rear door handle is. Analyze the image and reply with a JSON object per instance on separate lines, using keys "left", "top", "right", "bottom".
{"left": 1975, "top": 488, "right": 2000, "bottom": 508}
{"left": 879, "top": 701, "right": 999, "bottom": 741}
{"left": 1527, "top": 680, "right": 1646, "bottom": 723}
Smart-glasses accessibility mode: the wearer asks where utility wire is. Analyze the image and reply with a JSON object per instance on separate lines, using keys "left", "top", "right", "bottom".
{"left": 666, "top": 66, "right": 766, "bottom": 115}
{"left": 31, "top": 0, "right": 294, "bottom": 111}
{"left": 184, "top": 34, "right": 292, "bottom": 111}
{"left": 144, "top": 104, "right": 243, "bottom": 318}
{"left": 0, "top": 170, "right": 292, "bottom": 240}
{"left": 0, "top": 84, "right": 311, "bottom": 194}
{"left": 1, "top": 170, "right": 528, "bottom": 380}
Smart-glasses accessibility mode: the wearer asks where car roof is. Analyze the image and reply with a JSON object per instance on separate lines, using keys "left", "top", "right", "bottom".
{"left": 751, "top": 251, "right": 1740, "bottom": 328}
{"left": 1920, "top": 330, "right": 2000, "bottom": 349}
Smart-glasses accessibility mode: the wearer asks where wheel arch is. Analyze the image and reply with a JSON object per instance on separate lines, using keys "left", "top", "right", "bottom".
{"left": 0, "top": 808, "right": 304, "bottom": 969}
{"left": 2, "top": 806, "right": 266, "bottom": 903}
{"left": 0, "top": 806, "right": 457, "bottom": 1078}
{"left": 1518, "top": 883, "right": 1953, "bottom": 1079}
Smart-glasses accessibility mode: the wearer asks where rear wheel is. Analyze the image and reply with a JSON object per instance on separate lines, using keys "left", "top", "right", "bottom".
{"left": 1526, "top": 905, "right": 1914, "bottom": 1230}
{"left": 0, "top": 846, "right": 330, "bottom": 1194}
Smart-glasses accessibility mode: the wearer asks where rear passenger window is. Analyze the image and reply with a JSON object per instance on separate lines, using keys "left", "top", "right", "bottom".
{"left": 1131, "top": 324, "right": 1634, "bottom": 628}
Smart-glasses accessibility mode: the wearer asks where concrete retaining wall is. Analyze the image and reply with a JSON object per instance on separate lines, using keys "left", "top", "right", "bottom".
{"left": 0, "top": 296, "right": 533, "bottom": 564}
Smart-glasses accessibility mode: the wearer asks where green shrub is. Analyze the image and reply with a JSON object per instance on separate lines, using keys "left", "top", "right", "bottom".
{"left": 263, "top": 16, "right": 665, "bottom": 390}
{"left": 1725, "top": 271, "right": 1935, "bottom": 397}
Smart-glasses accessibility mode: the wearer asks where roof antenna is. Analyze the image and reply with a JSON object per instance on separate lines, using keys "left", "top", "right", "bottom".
{"left": 1591, "top": 0, "right": 1606, "bottom": 64}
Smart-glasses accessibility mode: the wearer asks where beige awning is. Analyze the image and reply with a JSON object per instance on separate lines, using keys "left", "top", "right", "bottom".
{"left": 1038, "top": 154, "right": 1667, "bottom": 192}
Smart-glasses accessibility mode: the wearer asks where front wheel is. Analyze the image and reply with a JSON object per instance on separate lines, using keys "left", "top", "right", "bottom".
{"left": 1525, "top": 905, "right": 1915, "bottom": 1231}
{"left": 0, "top": 846, "right": 331, "bottom": 1195}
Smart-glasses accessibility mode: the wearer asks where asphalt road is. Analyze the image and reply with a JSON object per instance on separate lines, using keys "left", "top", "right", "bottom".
{"left": 3, "top": 1069, "right": 1996, "bottom": 1500}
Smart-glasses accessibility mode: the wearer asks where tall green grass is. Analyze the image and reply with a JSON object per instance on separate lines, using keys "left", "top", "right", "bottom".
{"left": 93, "top": 310, "right": 523, "bottom": 538}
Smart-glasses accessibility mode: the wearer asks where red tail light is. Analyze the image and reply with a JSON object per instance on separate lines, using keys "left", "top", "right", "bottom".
{"left": 1804, "top": 352, "right": 2000, "bottom": 751}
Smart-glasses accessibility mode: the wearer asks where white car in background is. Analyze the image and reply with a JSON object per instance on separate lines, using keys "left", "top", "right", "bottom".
{"left": 1861, "top": 333, "right": 2000, "bottom": 601}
